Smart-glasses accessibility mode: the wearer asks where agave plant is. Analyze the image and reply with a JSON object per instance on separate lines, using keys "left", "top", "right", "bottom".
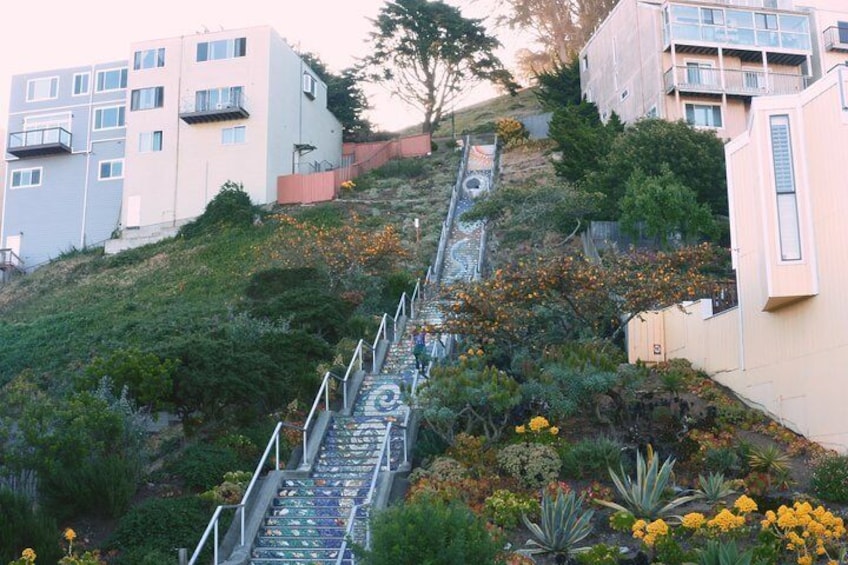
{"left": 520, "top": 488, "right": 594, "bottom": 561}
{"left": 694, "top": 472, "right": 737, "bottom": 504}
{"left": 596, "top": 448, "right": 698, "bottom": 519}
{"left": 698, "top": 539, "right": 753, "bottom": 565}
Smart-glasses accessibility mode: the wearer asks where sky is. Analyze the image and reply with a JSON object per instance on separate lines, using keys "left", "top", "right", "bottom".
{"left": 0, "top": 0, "right": 530, "bottom": 132}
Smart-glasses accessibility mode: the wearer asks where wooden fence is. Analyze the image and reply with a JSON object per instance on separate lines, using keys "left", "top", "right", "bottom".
{"left": 277, "top": 133, "right": 432, "bottom": 205}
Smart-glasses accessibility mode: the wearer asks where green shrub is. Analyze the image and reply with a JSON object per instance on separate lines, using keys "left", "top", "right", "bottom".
{"left": 496, "top": 117, "right": 529, "bottom": 147}
{"left": 179, "top": 181, "right": 255, "bottom": 239}
{"left": 560, "top": 436, "right": 624, "bottom": 480}
{"left": 483, "top": 489, "right": 540, "bottom": 529}
{"left": 576, "top": 544, "right": 621, "bottom": 565}
{"left": 42, "top": 453, "right": 140, "bottom": 519}
{"left": 811, "top": 454, "right": 848, "bottom": 503}
{"left": 355, "top": 496, "right": 502, "bottom": 565}
{"left": 107, "top": 496, "right": 215, "bottom": 564}
{"left": 371, "top": 158, "right": 426, "bottom": 180}
{"left": 413, "top": 426, "right": 450, "bottom": 463}
{"left": 292, "top": 204, "right": 346, "bottom": 227}
{"left": 245, "top": 267, "right": 328, "bottom": 301}
{"left": 704, "top": 447, "right": 742, "bottom": 477}
{"left": 520, "top": 488, "right": 594, "bottom": 560}
{"left": 0, "top": 488, "right": 63, "bottom": 564}
{"left": 82, "top": 347, "right": 177, "bottom": 410}
{"left": 497, "top": 443, "right": 561, "bottom": 490}
{"left": 408, "top": 456, "right": 467, "bottom": 485}
{"left": 165, "top": 444, "right": 248, "bottom": 492}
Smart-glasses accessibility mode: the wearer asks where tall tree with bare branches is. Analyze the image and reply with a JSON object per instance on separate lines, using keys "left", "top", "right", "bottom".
{"left": 491, "top": 0, "right": 619, "bottom": 76}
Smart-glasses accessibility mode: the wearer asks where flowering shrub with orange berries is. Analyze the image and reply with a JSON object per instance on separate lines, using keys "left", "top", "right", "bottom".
{"left": 761, "top": 501, "right": 847, "bottom": 565}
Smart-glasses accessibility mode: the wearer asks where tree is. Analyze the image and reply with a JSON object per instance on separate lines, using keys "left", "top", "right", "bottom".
{"left": 361, "top": 0, "right": 518, "bottom": 133}
{"left": 585, "top": 119, "right": 728, "bottom": 219}
{"left": 299, "top": 53, "right": 373, "bottom": 141}
{"left": 534, "top": 56, "right": 581, "bottom": 110}
{"left": 492, "top": 0, "right": 620, "bottom": 75}
{"left": 619, "top": 166, "right": 717, "bottom": 248}
{"left": 548, "top": 100, "right": 620, "bottom": 186}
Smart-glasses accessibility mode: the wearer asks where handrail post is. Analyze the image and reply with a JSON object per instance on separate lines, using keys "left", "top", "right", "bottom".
{"left": 214, "top": 522, "right": 219, "bottom": 565}
{"left": 302, "top": 429, "right": 308, "bottom": 467}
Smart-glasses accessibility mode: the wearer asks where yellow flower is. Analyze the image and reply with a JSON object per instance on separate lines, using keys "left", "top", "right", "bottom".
{"left": 682, "top": 512, "right": 706, "bottom": 529}
{"left": 529, "top": 416, "right": 550, "bottom": 433}
{"left": 734, "top": 494, "right": 758, "bottom": 514}
{"left": 515, "top": 425, "right": 526, "bottom": 434}
{"left": 549, "top": 426, "right": 559, "bottom": 435}
{"left": 797, "top": 556, "right": 812, "bottom": 565}
{"left": 64, "top": 527, "right": 77, "bottom": 542}
{"left": 21, "top": 548, "right": 36, "bottom": 562}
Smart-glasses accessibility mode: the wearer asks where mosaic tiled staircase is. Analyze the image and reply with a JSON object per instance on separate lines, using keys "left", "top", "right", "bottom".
{"left": 250, "top": 343, "right": 417, "bottom": 564}
{"left": 246, "top": 139, "right": 497, "bottom": 565}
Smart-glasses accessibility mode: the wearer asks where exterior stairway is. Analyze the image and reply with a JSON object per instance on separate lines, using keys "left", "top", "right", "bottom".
{"left": 250, "top": 343, "right": 417, "bottom": 564}
{"left": 234, "top": 136, "right": 498, "bottom": 565}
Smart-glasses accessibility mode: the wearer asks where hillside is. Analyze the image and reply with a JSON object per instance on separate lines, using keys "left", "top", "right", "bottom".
{"left": 398, "top": 86, "right": 544, "bottom": 138}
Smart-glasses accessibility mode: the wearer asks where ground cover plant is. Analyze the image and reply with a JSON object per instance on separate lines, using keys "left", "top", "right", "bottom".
{"left": 0, "top": 146, "right": 459, "bottom": 561}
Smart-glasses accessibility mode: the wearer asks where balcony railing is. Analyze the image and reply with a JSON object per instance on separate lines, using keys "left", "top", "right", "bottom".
{"left": 824, "top": 26, "right": 848, "bottom": 52}
{"left": 7, "top": 127, "right": 72, "bottom": 158}
{"left": 664, "top": 66, "right": 810, "bottom": 97}
{"left": 711, "top": 279, "right": 738, "bottom": 315}
{"left": 179, "top": 92, "right": 249, "bottom": 124}
{"left": 700, "top": 0, "right": 793, "bottom": 9}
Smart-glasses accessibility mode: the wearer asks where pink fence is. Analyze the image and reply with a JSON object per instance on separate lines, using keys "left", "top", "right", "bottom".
{"left": 277, "top": 133, "right": 431, "bottom": 205}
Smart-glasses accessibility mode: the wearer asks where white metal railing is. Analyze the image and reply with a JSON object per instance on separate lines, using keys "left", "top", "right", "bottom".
{"left": 664, "top": 66, "right": 810, "bottom": 97}
{"left": 334, "top": 419, "right": 398, "bottom": 563}
{"left": 372, "top": 314, "right": 389, "bottom": 372}
{"left": 188, "top": 421, "right": 283, "bottom": 564}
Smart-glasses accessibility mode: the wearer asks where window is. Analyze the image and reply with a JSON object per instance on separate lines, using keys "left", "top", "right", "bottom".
{"left": 139, "top": 131, "right": 163, "bottom": 152}
{"left": 98, "top": 159, "right": 124, "bottom": 180}
{"left": 196, "top": 37, "right": 247, "bottom": 62}
{"left": 685, "top": 104, "right": 722, "bottom": 128}
{"left": 10, "top": 167, "right": 42, "bottom": 189}
{"left": 303, "top": 73, "right": 317, "bottom": 99}
{"left": 620, "top": 89, "right": 629, "bottom": 100}
{"left": 24, "top": 113, "right": 71, "bottom": 131}
{"left": 743, "top": 70, "right": 763, "bottom": 89}
{"left": 194, "top": 86, "right": 243, "bottom": 111}
{"left": 95, "top": 68, "right": 128, "bottom": 92}
{"left": 581, "top": 55, "right": 589, "bottom": 71}
{"left": 686, "top": 61, "right": 715, "bottom": 85}
{"left": 221, "top": 125, "right": 246, "bottom": 145}
{"left": 839, "top": 21, "right": 848, "bottom": 44}
{"left": 769, "top": 115, "right": 801, "bottom": 261}
{"left": 646, "top": 106, "right": 658, "bottom": 119}
{"left": 73, "top": 73, "right": 90, "bottom": 96}
{"left": 93, "top": 106, "right": 126, "bottom": 130}
{"left": 26, "top": 77, "right": 58, "bottom": 101}
{"left": 133, "top": 47, "right": 165, "bottom": 70}
{"left": 701, "top": 8, "right": 724, "bottom": 26}
{"left": 755, "top": 13, "right": 778, "bottom": 30}
{"left": 130, "top": 86, "right": 164, "bottom": 111}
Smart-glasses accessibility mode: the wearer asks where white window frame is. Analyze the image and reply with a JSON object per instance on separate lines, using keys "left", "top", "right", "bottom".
{"left": 10, "top": 167, "right": 43, "bottom": 189}
{"left": 196, "top": 37, "right": 247, "bottom": 62}
{"left": 95, "top": 67, "right": 128, "bottom": 93}
{"left": 685, "top": 103, "right": 723, "bottom": 128}
{"left": 769, "top": 114, "right": 802, "bottom": 261}
{"left": 684, "top": 59, "right": 716, "bottom": 86}
{"left": 72, "top": 72, "right": 90, "bottom": 96}
{"left": 139, "top": 131, "right": 163, "bottom": 153}
{"left": 93, "top": 105, "right": 126, "bottom": 131}
{"left": 303, "top": 73, "right": 317, "bottom": 99}
{"left": 130, "top": 86, "right": 165, "bottom": 111}
{"left": 133, "top": 47, "right": 166, "bottom": 70}
{"left": 221, "top": 125, "right": 246, "bottom": 145}
{"left": 24, "top": 112, "right": 71, "bottom": 132}
{"left": 26, "top": 76, "right": 59, "bottom": 102}
{"left": 98, "top": 159, "right": 124, "bottom": 181}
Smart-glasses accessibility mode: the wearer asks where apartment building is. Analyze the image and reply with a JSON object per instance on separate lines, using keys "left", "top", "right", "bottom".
{"left": 628, "top": 65, "right": 848, "bottom": 452}
{"left": 579, "top": 0, "right": 848, "bottom": 139}
{"left": 2, "top": 61, "right": 129, "bottom": 268}
{"left": 122, "top": 25, "right": 341, "bottom": 231}
{"left": 2, "top": 25, "right": 342, "bottom": 268}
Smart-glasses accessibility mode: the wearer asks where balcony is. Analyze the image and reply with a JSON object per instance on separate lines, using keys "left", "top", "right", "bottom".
{"left": 664, "top": 66, "right": 810, "bottom": 97}
{"left": 179, "top": 91, "right": 249, "bottom": 124}
{"left": 7, "top": 127, "right": 72, "bottom": 158}
{"left": 824, "top": 26, "right": 848, "bottom": 52}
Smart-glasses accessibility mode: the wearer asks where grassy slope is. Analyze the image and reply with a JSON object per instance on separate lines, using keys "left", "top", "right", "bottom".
{"left": 398, "top": 86, "right": 544, "bottom": 138}
{"left": 0, "top": 146, "right": 462, "bottom": 385}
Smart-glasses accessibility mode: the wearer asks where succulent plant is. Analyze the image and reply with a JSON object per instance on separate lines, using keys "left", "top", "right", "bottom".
{"left": 520, "top": 488, "right": 594, "bottom": 560}
{"left": 698, "top": 539, "right": 753, "bottom": 565}
{"left": 694, "top": 472, "right": 737, "bottom": 504}
{"left": 596, "top": 448, "right": 698, "bottom": 519}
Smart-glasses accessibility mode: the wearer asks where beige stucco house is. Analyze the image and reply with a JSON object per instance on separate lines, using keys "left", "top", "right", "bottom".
{"left": 628, "top": 65, "right": 848, "bottom": 452}
{"left": 580, "top": 0, "right": 848, "bottom": 139}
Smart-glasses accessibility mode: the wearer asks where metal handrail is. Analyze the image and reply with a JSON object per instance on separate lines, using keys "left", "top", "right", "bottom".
{"left": 371, "top": 314, "right": 389, "bottom": 373}
{"left": 335, "top": 422, "right": 394, "bottom": 564}
{"left": 393, "top": 292, "right": 407, "bottom": 343}
{"left": 188, "top": 422, "right": 283, "bottom": 564}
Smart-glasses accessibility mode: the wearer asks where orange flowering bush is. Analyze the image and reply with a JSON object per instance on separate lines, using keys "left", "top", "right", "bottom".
{"left": 761, "top": 501, "right": 846, "bottom": 565}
